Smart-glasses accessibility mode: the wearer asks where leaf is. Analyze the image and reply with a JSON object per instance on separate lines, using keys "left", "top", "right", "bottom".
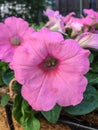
{"left": 86, "top": 72, "right": 98, "bottom": 84}
{"left": 21, "top": 99, "right": 34, "bottom": 117}
{"left": 65, "top": 86, "right": 98, "bottom": 115}
{"left": 2, "top": 69, "right": 14, "bottom": 85}
{"left": 24, "top": 117, "right": 40, "bottom": 130}
{"left": 91, "top": 61, "right": 98, "bottom": 73}
{"left": 41, "top": 105, "right": 62, "bottom": 123}
{"left": 0, "top": 61, "right": 8, "bottom": 86}
{"left": 0, "top": 61, "right": 8, "bottom": 71}
{"left": 12, "top": 94, "right": 23, "bottom": 124}
{"left": 12, "top": 94, "right": 36, "bottom": 127}
{"left": 12, "top": 82, "right": 22, "bottom": 93}
{"left": 22, "top": 99, "right": 29, "bottom": 111}
{"left": 89, "top": 53, "right": 94, "bottom": 63}
{"left": 1, "top": 93, "right": 10, "bottom": 107}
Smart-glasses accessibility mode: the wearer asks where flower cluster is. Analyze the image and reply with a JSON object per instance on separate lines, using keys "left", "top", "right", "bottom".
{"left": 0, "top": 8, "right": 98, "bottom": 130}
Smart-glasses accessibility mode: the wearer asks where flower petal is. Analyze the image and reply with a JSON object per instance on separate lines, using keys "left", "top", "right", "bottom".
{"left": 22, "top": 74, "right": 57, "bottom": 111}
{"left": 5, "top": 16, "right": 29, "bottom": 36}
{"left": 76, "top": 32, "right": 98, "bottom": 49}
{"left": 54, "top": 72, "right": 87, "bottom": 106}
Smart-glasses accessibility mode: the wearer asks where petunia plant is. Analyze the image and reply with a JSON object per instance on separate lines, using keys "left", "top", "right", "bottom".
{"left": 0, "top": 8, "right": 98, "bottom": 130}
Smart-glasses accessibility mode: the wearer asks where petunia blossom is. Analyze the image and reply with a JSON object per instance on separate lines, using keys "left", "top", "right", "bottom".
{"left": 0, "top": 16, "right": 35, "bottom": 62}
{"left": 76, "top": 32, "right": 98, "bottom": 49}
{"left": 10, "top": 28, "right": 90, "bottom": 111}
{"left": 64, "top": 12, "right": 76, "bottom": 23}
{"left": 44, "top": 9, "right": 65, "bottom": 33}
{"left": 64, "top": 14, "right": 84, "bottom": 36}
{"left": 83, "top": 9, "right": 98, "bottom": 25}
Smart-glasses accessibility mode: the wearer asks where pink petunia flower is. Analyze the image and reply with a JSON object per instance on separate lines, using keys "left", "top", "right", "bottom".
{"left": 64, "top": 12, "right": 76, "bottom": 23}
{"left": 64, "top": 13, "right": 84, "bottom": 36}
{"left": 76, "top": 32, "right": 98, "bottom": 49}
{"left": 83, "top": 9, "right": 98, "bottom": 25}
{"left": 0, "top": 16, "right": 35, "bottom": 62}
{"left": 44, "top": 9, "right": 65, "bottom": 33}
{"left": 10, "top": 28, "right": 90, "bottom": 111}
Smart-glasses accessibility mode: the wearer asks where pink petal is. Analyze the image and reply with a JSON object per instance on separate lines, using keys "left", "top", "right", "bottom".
{"left": 22, "top": 74, "right": 57, "bottom": 111}
{"left": 76, "top": 32, "right": 98, "bottom": 49}
{"left": 5, "top": 16, "right": 29, "bottom": 36}
{"left": 25, "top": 27, "right": 64, "bottom": 57}
{"left": 10, "top": 45, "right": 44, "bottom": 84}
{"left": 59, "top": 40, "right": 90, "bottom": 74}
{"left": 51, "top": 39, "right": 90, "bottom": 61}
{"left": 54, "top": 72, "right": 87, "bottom": 106}
{"left": 0, "top": 23, "right": 11, "bottom": 38}
{"left": 64, "top": 12, "right": 76, "bottom": 23}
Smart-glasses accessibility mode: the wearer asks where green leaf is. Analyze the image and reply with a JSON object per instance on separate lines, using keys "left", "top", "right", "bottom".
{"left": 89, "top": 53, "right": 94, "bottom": 63}
{"left": 41, "top": 105, "right": 62, "bottom": 123}
{"left": 91, "top": 61, "right": 98, "bottom": 73}
{"left": 0, "top": 61, "right": 8, "bottom": 86}
{"left": 12, "top": 82, "right": 22, "bottom": 93}
{"left": 12, "top": 94, "right": 23, "bottom": 124}
{"left": 22, "top": 100, "right": 29, "bottom": 111}
{"left": 21, "top": 99, "right": 34, "bottom": 118}
{"left": 2, "top": 69, "right": 14, "bottom": 85}
{"left": 1, "top": 93, "right": 10, "bottom": 106}
{"left": 0, "top": 61, "right": 8, "bottom": 71}
{"left": 12, "top": 94, "right": 37, "bottom": 128}
{"left": 86, "top": 72, "right": 98, "bottom": 84}
{"left": 65, "top": 86, "right": 98, "bottom": 115}
{"left": 24, "top": 117, "right": 40, "bottom": 130}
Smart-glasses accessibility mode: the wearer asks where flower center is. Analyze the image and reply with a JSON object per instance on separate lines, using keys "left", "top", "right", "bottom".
{"left": 40, "top": 56, "right": 58, "bottom": 71}
{"left": 11, "top": 36, "right": 21, "bottom": 46}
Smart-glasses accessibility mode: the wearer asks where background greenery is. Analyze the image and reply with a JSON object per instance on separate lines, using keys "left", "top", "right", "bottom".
{"left": 0, "top": 0, "right": 51, "bottom": 24}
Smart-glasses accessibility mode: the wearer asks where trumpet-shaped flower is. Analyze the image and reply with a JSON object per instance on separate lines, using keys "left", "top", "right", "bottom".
{"left": 64, "top": 14, "right": 84, "bottom": 36}
{"left": 76, "top": 32, "right": 98, "bottom": 49}
{"left": 44, "top": 9, "right": 65, "bottom": 33}
{"left": 64, "top": 12, "right": 76, "bottom": 23}
{"left": 0, "top": 16, "right": 35, "bottom": 62}
{"left": 83, "top": 9, "right": 98, "bottom": 25}
{"left": 10, "top": 28, "right": 90, "bottom": 111}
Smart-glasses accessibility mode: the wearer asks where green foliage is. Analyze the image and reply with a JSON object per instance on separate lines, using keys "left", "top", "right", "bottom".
{"left": 65, "top": 86, "right": 98, "bottom": 115}
{"left": 1, "top": 93, "right": 10, "bottom": 106}
{"left": 12, "top": 81, "right": 22, "bottom": 93}
{"left": 0, "top": 0, "right": 48, "bottom": 24}
{"left": 0, "top": 61, "right": 8, "bottom": 86}
{"left": 91, "top": 61, "right": 98, "bottom": 73}
{"left": 86, "top": 72, "right": 98, "bottom": 84}
{"left": 12, "top": 94, "right": 23, "bottom": 124}
{"left": 41, "top": 105, "right": 62, "bottom": 123}
{"left": 12, "top": 94, "right": 40, "bottom": 130}
{"left": 31, "top": 22, "right": 46, "bottom": 30}
{"left": 89, "top": 53, "right": 94, "bottom": 63}
{"left": 2, "top": 68, "right": 14, "bottom": 85}
{"left": 24, "top": 117, "right": 40, "bottom": 130}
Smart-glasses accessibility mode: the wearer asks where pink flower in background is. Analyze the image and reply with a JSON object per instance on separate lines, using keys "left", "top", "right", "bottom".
{"left": 64, "top": 12, "right": 84, "bottom": 36}
{"left": 83, "top": 9, "right": 98, "bottom": 25}
{"left": 76, "top": 32, "right": 98, "bottom": 49}
{"left": 10, "top": 28, "right": 90, "bottom": 111}
{"left": 44, "top": 9, "right": 65, "bottom": 33}
{"left": 64, "top": 12, "right": 75, "bottom": 23}
{"left": 0, "top": 16, "right": 35, "bottom": 62}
